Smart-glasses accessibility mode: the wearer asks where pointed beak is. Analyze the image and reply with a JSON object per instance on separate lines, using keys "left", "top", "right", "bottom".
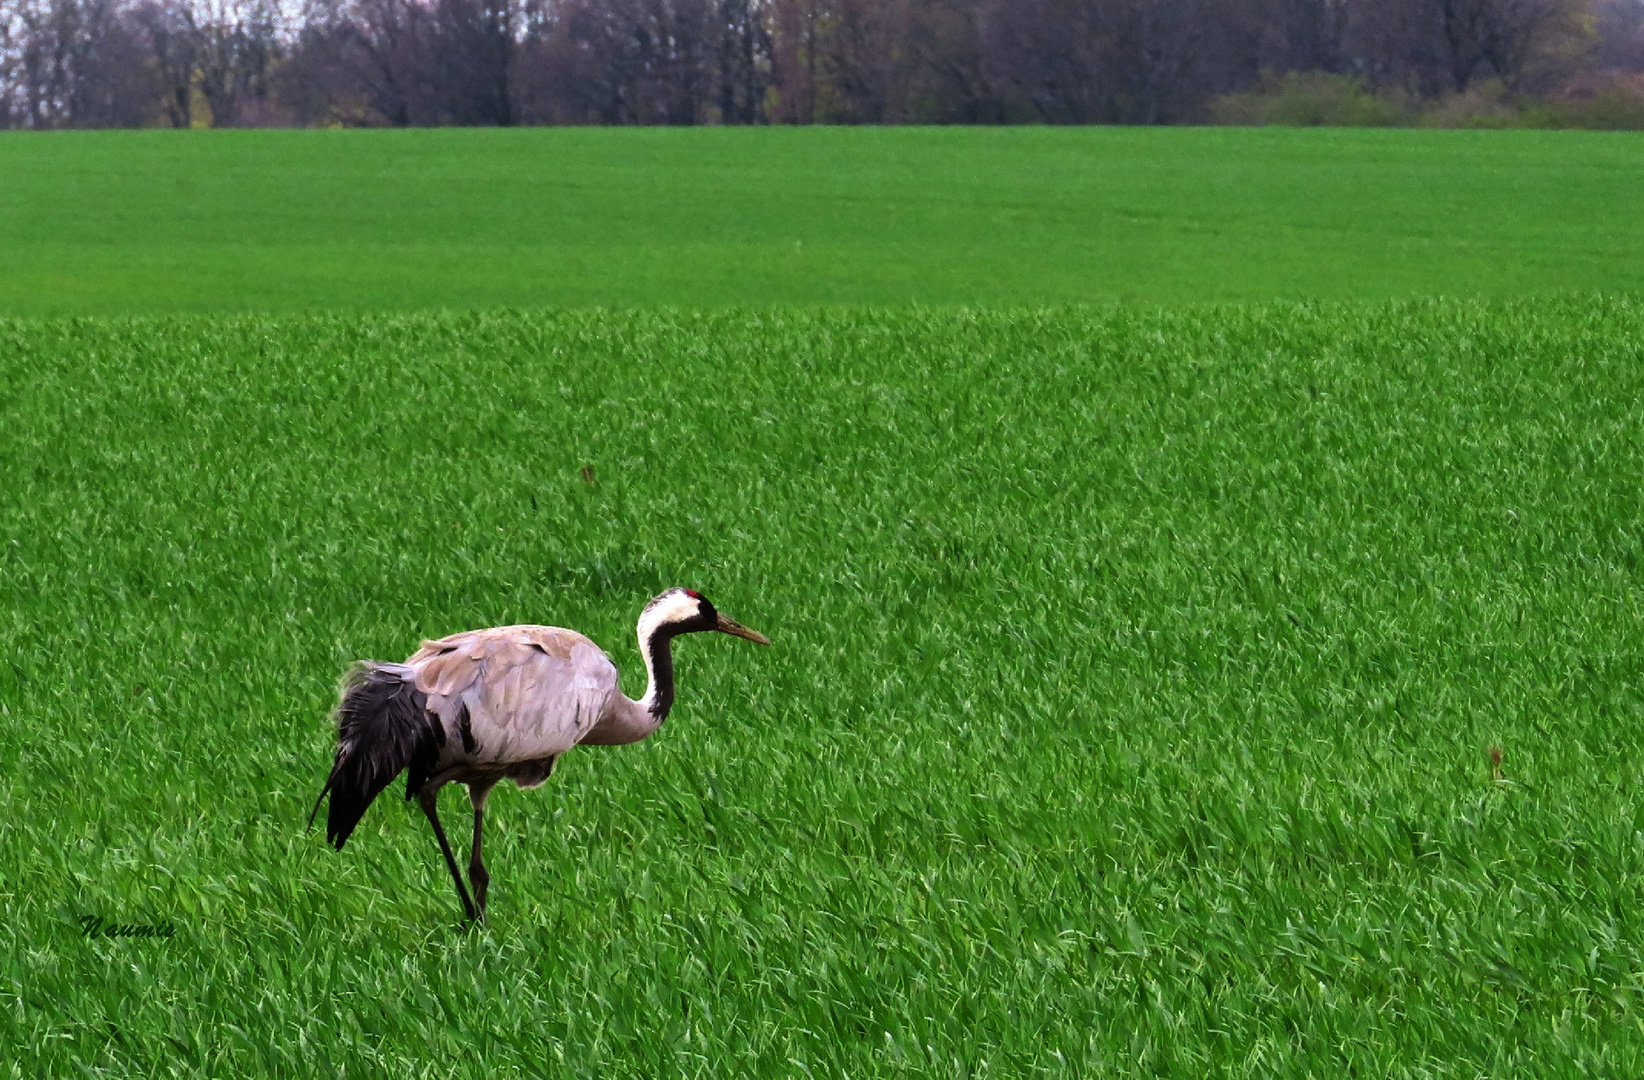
{"left": 715, "top": 613, "right": 771, "bottom": 645}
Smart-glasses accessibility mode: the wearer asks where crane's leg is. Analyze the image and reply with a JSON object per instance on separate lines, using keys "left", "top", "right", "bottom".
{"left": 467, "top": 780, "right": 498, "bottom": 919}
{"left": 418, "top": 786, "right": 478, "bottom": 923}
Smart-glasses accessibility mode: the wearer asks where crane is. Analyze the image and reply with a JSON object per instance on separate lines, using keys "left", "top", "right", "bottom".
{"left": 308, "top": 588, "right": 770, "bottom": 922}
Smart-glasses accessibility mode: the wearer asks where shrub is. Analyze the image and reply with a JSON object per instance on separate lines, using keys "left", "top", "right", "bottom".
{"left": 1548, "top": 72, "right": 1644, "bottom": 129}
{"left": 1210, "top": 73, "right": 1412, "bottom": 127}
{"left": 1416, "top": 81, "right": 1550, "bottom": 128}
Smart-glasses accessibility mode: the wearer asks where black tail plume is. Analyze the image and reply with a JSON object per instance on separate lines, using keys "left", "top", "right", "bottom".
{"left": 309, "top": 662, "right": 445, "bottom": 851}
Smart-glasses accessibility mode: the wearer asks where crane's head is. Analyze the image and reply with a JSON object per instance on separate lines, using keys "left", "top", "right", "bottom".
{"left": 639, "top": 588, "right": 771, "bottom": 645}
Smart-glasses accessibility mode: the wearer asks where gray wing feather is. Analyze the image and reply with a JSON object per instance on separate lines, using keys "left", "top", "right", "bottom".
{"left": 407, "top": 627, "right": 619, "bottom": 763}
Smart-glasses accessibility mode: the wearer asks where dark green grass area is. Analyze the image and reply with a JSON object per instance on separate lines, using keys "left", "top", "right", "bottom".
{"left": 3, "top": 299, "right": 1644, "bottom": 1075}
{"left": 2, "top": 127, "right": 1643, "bottom": 314}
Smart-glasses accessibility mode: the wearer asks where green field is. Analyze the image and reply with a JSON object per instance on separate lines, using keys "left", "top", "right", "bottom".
{"left": 4, "top": 300, "right": 1644, "bottom": 1075}
{"left": 1, "top": 127, "right": 1643, "bottom": 312}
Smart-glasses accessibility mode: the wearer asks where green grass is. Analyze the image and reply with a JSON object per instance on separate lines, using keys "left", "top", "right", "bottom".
{"left": 1, "top": 127, "right": 1643, "bottom": 313}
{"left": 3, "top": 299, "right": 1643, "bottom": 1075}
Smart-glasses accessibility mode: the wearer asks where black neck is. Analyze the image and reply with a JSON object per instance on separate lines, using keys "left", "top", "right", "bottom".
{"left": 644, "top": 628, "right": 676, "bottom": 720}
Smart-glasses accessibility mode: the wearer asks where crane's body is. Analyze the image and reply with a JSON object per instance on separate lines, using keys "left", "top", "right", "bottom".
{"left": 415, "top": 625, "right": 624, "bottom": 767}
{"left": 309, "top": 589, "right": 769, "bottom": 922}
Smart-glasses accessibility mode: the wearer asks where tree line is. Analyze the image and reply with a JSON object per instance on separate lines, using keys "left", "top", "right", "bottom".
{"left": 2, "top": 0, "right": 1640, "bottom": 128}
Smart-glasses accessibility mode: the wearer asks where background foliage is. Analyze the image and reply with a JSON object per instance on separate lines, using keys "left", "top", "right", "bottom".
{"left": 2, "top": 0, "right": 1643, "bottom": 127}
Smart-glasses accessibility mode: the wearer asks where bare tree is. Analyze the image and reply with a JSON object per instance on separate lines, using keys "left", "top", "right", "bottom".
{"left": 516, "top": 0, "right": 766, "bottom": 123}
{"left": 1592, "top": 0, "right": 1644, "bottom": 68}
{"left": 1276, "top": 0, "right": 1351, "bottom": 73}
{"left": 5, "top": 0, "right": 157, "bottom": 126}
{"left": 765, "top": 0, "right": 818, "bottom": 120}
{"left": 899, "top": 0, "right": 1010, "bottom": 123}
{"left": 195, "top": 0, "right": 286, "bottom": 124}
{"left": 130, "top": 0, "right": 201, "bottom": 124}
{"left": 272, "top": 0, "right": 358, "bottom": 121}
{"left": 716, "top": 0, "right": 767, "bottom": 122}
{"left": 0, "top": 2, "right": 16, "bottom": 125}
{"left": 1339, "top": 0, "right": 1587, "bottom": 93}
{"left": 431, "top": 0, "right": 511, "bottom": 123}
{"left": 342, "top": 0, "right": 433, "bottom": 122}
